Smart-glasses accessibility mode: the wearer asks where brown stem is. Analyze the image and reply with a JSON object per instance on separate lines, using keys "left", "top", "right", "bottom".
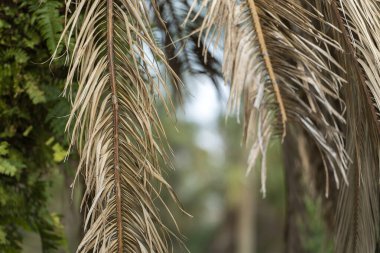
{"left": 107, "top": 0, "right": 123, "bottom": 252}
{"left": 247, "top": 0, "right": 287, "bottom": 138}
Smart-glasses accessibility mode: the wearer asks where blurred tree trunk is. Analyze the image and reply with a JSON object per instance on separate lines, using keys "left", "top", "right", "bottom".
{"left": 61, "top": 162, "right": 84, "bottom": 253}
{"left": 283, "top": 126, "right": 309, "bottom": 253}
{"left": 208, "top": 209, "right": 238, "bottom": 253}
{"left": 208, "top": 174, "right": 257, "bottom": 253}
{"left": 237, "top": 174, "right": 257, "bottom": 253}
{"left": 283, "top": 125, "right": 336, "bottom": 253}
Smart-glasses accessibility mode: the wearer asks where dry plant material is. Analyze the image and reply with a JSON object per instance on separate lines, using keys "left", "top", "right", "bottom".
{"left": 190, "top": 0, "right": 348, "bottom": 197}
{"left": 324, "top": 2, "right": 380, "bottom": 253}
{"left": 190, "top": 1, "right": 380, "bottom": 252}
{"left": 54, "top": 0, "right": 182, "bottom": 252}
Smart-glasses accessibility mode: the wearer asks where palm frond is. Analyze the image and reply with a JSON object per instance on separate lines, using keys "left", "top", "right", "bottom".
{"left": 189, "top": 0, "right": 349, "bottom": 196}
{"left": 317, "top": 2, "right": 380, "bottom": 252}
{"left": 54, "top": 0, "right": 182, "bottom": 252}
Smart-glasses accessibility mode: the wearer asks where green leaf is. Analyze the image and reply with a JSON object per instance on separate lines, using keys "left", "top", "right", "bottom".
{"left": 25, "top": 79, "right": 46, "bottom": 104}
{"left": 37, "top": 212, "right": 66, "bottom": 253}
{"left": 0, "top": 147, "right": 26, "bottom": 177}
{"left": 22, "top": 126, "right": 33, "bottom": 137}
{"left": 52, "top": 143, "right": 67, "bottom": 163}
{"left": 45, "top": 137, "right": 54, "bottom": 146}
{"left": 30, "top": 1, "right": 63, "bottom": 54}
{"left": 0, "top": 142, "right": 9, "bottom": 156}
{"left": 3, "top": 48, "right": 29, "bottom": 64}
{"left": 0, "top": 158, "right": 18, "bottom": 177}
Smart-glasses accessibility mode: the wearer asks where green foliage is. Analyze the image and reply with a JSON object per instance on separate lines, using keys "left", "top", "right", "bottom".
{"left": 301, "top": 197, "right": 334, "bottom": 253}
{"left": 0, "top": 1, "right": 69, "bottom": 252}
{"left": 28, "top": 0, "right": 63, "bottom": 54}
{"left": 0, "top": 142, "right": 25, "bottom": 177}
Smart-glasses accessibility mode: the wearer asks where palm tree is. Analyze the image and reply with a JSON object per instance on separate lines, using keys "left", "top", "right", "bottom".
{"left": 57, "top": 0, "right": 380, "bottom": 252}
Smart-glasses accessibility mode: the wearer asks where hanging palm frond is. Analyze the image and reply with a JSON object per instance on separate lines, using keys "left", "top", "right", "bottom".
{"left": 318, "top": 2, "right": 380, "bottom": 252}
{"left": 54, "top": 0, "right": 183, "bottom": 252}
{"left": 189, "top": 0, "right": 380, "bottom": 252}
{"left": 189, "top": 0, "right": 348, "bottom": 197}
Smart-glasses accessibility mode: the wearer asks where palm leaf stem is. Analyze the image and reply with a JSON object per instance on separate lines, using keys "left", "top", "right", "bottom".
{"left": 106, "top": 0, "right": 123, "bottom": 252}
{"left": 247, "top": 0, "right": 287, "bottom": 137}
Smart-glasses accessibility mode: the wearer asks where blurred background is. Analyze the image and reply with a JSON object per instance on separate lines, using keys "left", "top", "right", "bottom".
{"left": 0, "top": 1, "right": 332, "bottom": 252}
{"left": 22, "top": 80, "right": 288, "bottom": 253}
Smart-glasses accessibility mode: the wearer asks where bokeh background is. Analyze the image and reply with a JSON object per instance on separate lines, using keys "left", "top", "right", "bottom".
{"left": 22, "top": 79, "right": 324, "bottom": 253}
{"left": 0, "top": 1, "right": 332, "bottom": 252}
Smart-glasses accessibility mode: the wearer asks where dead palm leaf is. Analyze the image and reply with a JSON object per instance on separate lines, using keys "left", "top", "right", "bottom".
{"left": 189, "top": 0, "right": 348, "bottom": 196}
{"left": 54, "top": 0, "right": 183, "bottom": 252}
{"left": 320, "top": 2, "right": 380, "bottom": 252}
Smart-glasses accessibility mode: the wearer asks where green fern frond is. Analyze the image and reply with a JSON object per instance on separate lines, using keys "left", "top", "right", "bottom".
{"left": 3, "top": 48, "right": 29, "bottom": 64}
{"left": 29, "top": 0, "right": 63, "bottom": 54}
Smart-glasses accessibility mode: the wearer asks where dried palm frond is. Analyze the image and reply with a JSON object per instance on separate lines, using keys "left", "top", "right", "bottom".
{"left": 54, "top": 0, "right": 183, "bottom": 252}
{"left": 317, "top": 2, "right": 380, "bottom": 252}
{"left": 189, "top": 0, "right": 349, "bottom": 196}
{"left": 190, "top": 0, "right": 380, "bottom": 251}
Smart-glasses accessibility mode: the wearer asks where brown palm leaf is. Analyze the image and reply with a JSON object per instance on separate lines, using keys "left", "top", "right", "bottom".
{"left": 318, "top": 2, "right": 380, "bottom": 252}
{"left": 54, "top": 0, "right": 182, "bottom": 252}
{"left": 189, "top": 0, "right": 380, "bottom": 252}
{"left": 189, "top": 0, "right": 348, "bottom": 196}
